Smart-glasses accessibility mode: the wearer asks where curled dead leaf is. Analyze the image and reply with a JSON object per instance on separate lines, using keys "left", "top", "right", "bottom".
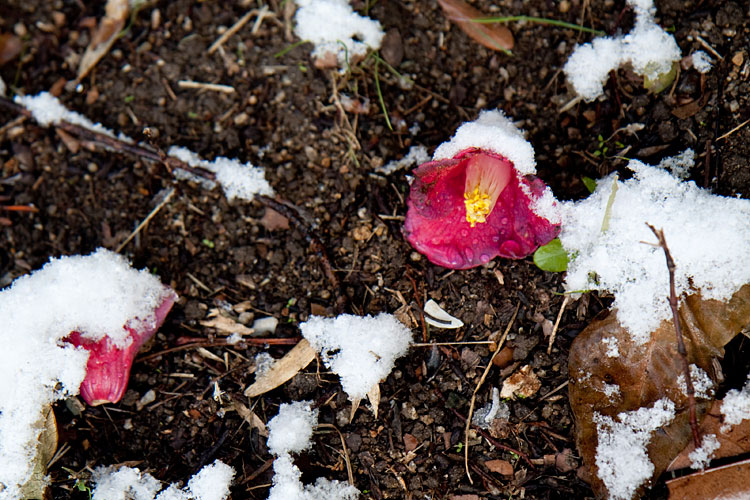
{"left": 500, "top": 365, "right": 541, "bottom": 399}
{"left": 568, "top": 284, "right": 750, "bottom": 499}
{"left": 244, "top": 339, "right": 316, "bottom": 398}
{"left": 437, "top": 0, "right": 514, "bottom": 53}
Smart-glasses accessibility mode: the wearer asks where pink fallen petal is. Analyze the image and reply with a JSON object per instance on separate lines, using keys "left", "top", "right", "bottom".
{"left": 65, "top": 291, "right": 176, "bottom": 405}
{"left": 403, "top": 148, "right": 558, "bottom": 269}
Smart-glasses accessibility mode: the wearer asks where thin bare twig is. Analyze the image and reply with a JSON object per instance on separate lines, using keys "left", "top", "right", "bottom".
{"left": 646, "top": 223, "right": 700, "bottom": 448}
{"left": 115, "top": 188, "right": 175, "bottom": 253}
{"left": 547, "top": 295, "right": 570, "bottom": 354}
{"left": 465, "top": 303, "right": 520, "bottom": 484}
{"left": 0, "top": 95, "right": 215, "bottom": 181}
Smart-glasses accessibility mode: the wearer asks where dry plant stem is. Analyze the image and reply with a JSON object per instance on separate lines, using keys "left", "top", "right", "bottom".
{"left": 316, "top": 423, "right": 355, "bottom": 485}
{"left": 464, "top": 303, "right": 520, "bottom": 484}
{"left": 115, "top": 187, "right": 175, "bottom": 253}
{"left": 0, "top": 96, "right": 216, "bottom": 181}
{"left": 647, "top": 224, "right": 700, "bottom": 448}
{"left": 547, "top": 294, "right": 570, "bottom": 354}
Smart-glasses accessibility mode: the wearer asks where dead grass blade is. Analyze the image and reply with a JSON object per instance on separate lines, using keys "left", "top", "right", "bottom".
{"left": 438, "top": 0, "right": 514, "bottom": 53}
{"left": 76, "top": 0, "right": 129, "bottom": 84}
{"left": 244, "top": 338, "right": 316, "bottom": 398}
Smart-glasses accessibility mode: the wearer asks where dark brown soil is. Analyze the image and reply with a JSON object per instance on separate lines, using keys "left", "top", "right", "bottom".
{"left": 1, "top": 0, "right": 749, "bottom": 498}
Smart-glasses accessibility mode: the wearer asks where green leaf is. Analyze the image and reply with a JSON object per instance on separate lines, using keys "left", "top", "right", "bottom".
{"left": 533, "top": 238, "right": 569, "bottom": 272}
{"left": 643, "top": 61, "right": 678, "bottom": 94}
{"left": 582, "top": 176, "right": 597, "bottom": 194}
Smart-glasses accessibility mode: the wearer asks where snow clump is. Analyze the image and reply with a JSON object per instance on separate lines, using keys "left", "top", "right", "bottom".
{"left": 688, "top": 434, "right": 720, "bottom": 470}
{"left": 563, "top": 0, "right": 681, "bottom": 101}
{"left": 167, "top": 146, "right": 273, "bottom": 202}
{"left": 594, "top": 398, "right": 676, "bottom": 500}
{"left": 267, "top": 402, "right": 360, "bottom": 500}
{"left": 300, "top": 313, "right": 413, "bottom": 400}
{"left": 720, "top": 375, "right": 750, "bottom": 433}
{"left": 294, "top": 0, "right": 384, "bottom": 68}
{"left": 91, "top": 460, "right": 234, "bottom": 500}
{"left": 15, "top": 91, "right": 132, "bottom": 141}
{"left": 691, "top": 51, "right": 713, "bottom": 74}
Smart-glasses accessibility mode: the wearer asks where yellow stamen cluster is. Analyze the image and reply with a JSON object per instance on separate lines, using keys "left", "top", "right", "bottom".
{"left": 464, "top": 187, "right": 491, "bottom": 227}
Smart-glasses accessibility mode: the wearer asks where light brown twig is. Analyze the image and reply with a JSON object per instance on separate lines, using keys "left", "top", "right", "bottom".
{"left": 464, "top": 303, "right": 520, "bottom": 483}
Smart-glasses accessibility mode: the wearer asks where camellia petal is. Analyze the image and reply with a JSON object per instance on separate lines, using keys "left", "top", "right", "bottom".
{"left": 64, "top": 290, "right": 177, "bottom": 405}
{"left": 403, "top": 148, "right": 559, "bottom": 269}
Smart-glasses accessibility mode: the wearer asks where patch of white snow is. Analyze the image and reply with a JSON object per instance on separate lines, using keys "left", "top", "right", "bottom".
{"left": 594, "top": 398, "right": 676, "bottom": 500}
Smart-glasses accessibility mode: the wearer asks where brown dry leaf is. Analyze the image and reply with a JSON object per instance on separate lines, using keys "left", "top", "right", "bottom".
{"left": 367, "top": 383, "right": 381, "bottom": 419}
{"left": 569, "top": 284, "right": 750, "bottom": 499}
{"left": 200, "top": 309, "right": 255, "bottom": 336}
{"left": 76, "top": 0, "right": 129, "bottom": 83}
{"left": 666, "top": 457, "right": 750, "bottom": 499}
{"left": 229, "top": 401, "right": 269, "bottom": 437}
{"left": 0, "top": 33, "right": 22, "bottom": 66}
{"left": 259, "top": 207, "right": 290, "bottom": 231}
{"left": 437, "top": 0, "right": 514, "bottom": 53}
{"left": 403, "top": 433, "right": 418, "bottom": 452}
{"left": 20, "top": 405, "right": 58, "bottom": 500}
{"left": 500, "top": 365, "right": 541, "bottom": 399}
{"left": 485, "top": 458, "right": 514, "bottom": 476}
{"left": 668, "top": 399, "right": 750, "bottom": 471}
{"left": 244, "top": 339, "right": 316, "bottom": 398}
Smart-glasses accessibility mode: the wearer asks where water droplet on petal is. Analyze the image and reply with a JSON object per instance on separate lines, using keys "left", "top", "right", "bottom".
{"left": 492, "top": 235, "right": 500, "bottom": 242}
{"left": 464, "top": 248, "right": 474, "bottom": 260}
{"left": 461, "top": 230, "right": 469, "bottom": 238}
{"left": 480, "top": 253, "right": 490, "bottom": 264}
{"left": 501, "top": 218, "right": 509, "bottom": 225}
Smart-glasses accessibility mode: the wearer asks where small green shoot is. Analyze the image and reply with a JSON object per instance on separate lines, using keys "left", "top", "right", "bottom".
{"left": 455, "top": 442, "right": 464, "bottom": 453}
{"left": 74, "top": 479, "right": 92, "bottom": 500}
{"left": 201, "top": 238, "right": 215, "bottom": 249}
{"left": 533, "top": 238, "right": 569, "bottom": 272}
{"left": 187, "top": 111, "right": 199, "bottom": 119}
{"left": 582, "top": 176, "right": 597, "bottom": 194}
{"left": 373, "top": 58, "right": 393, "bottom": 131}
{"left": 593, "top": 134, "right": 608, "bottom": 158}
{"left": 472, "top": 16, "right": 605, "bottom": 36}
{"left": 274, "top": 39, "right": 309, "bottom": 59}
{"left": 124, "top": 95, "right": 135, "bottom": 104}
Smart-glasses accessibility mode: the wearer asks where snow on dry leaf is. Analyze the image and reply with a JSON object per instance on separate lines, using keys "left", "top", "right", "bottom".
{"left": 593, "top": 398, "right": 676, "bottom": 500}
{"left": 0, "top": 249, "right": 174, "bottom": 500}
{"left": 568, "top": 283, "right": 750, "bottom": 499}
{"left": 300, "top": 313, "right": 412, "bottom": 401}
{"left": 91, "top": 460, "right": 234, "bottom": 500}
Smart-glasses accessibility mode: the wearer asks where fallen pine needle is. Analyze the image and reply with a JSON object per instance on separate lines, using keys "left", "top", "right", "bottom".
{"left": 547, "top": 294, "right": 570, "bottom": 355}
{"left": 177, "top": 80, "right": 236, "bottom": 94}
{"left": 465, "top": 303, "right": 520, "bottom": 484}
{"left": 116, "top": 188, "right": 175, "bottom": 253}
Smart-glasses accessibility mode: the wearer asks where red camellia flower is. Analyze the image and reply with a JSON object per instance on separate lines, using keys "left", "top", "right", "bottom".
{"left": 403, "top": 147, "right": 559, "bottom": 269}
{"left": 64, "top": 292, "right": 176, "bottom": 405}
